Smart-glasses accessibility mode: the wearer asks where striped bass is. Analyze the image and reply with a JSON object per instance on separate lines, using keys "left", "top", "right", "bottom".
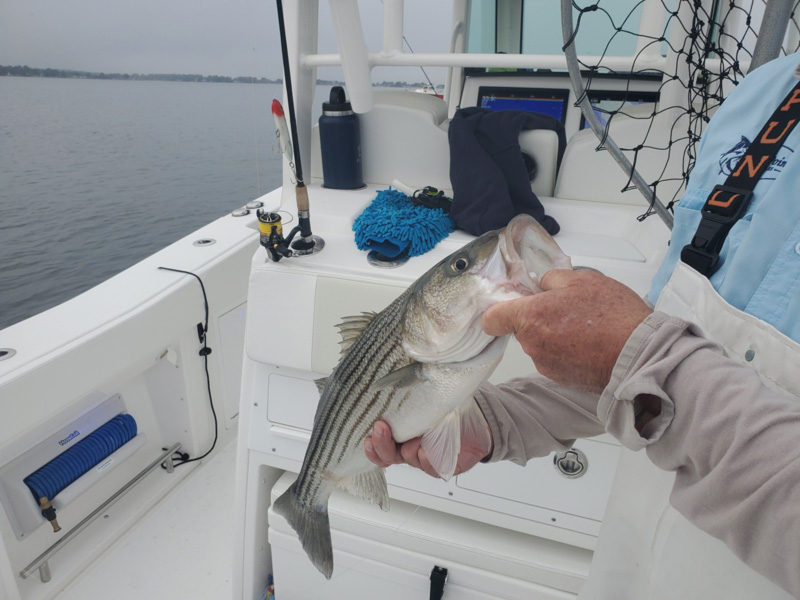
{"left": 273, "top": 213, "right": 573, "bottom": 579}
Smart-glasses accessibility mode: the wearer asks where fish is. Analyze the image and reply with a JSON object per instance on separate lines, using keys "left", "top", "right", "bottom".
{"left": 272, "top": 99, "right": 295, "bottom": 175}
{"left": 272, "top": 213, "right": 573, "bottom": 579}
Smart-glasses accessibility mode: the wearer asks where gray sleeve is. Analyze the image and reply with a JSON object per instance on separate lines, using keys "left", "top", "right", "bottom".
{"left": 599, "top": 312, "right": 800, "bottom": 597}
{"left": 474, "top": 374, "right": 604, "bottom": 465}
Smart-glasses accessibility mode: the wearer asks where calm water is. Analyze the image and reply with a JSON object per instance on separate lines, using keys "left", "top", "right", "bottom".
{"left": 0, "top": 77, "right": 329, "bottom": 330}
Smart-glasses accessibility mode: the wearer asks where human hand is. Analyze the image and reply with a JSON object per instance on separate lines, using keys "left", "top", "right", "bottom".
{"left": 364, "top": 410, "right": 493, "bottom": 479}
{"left": 482, "top": 269, "right": 652, "bottom": 392}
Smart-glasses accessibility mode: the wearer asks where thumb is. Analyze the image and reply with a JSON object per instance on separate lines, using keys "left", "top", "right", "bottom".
{"left": 539, "top": 268, "right": 583, "bottom": 291}
{"left": 482, "top": 297, "right": 528, "bottom": 337}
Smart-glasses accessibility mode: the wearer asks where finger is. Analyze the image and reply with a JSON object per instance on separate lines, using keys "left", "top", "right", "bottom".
{"left": 370, "top": 421, "right": 402, "bottom": 465}
{"left": 538, "top": 268, "right": 583, "bottom": 291}
{"left": 364, "top": 437, "right": 391, "bottom": 468}
{"left": 481, "top": 296, "right": 528, "bottom": 337}
{"left": 400, "top": 438, "right": 424, "bottom": 471}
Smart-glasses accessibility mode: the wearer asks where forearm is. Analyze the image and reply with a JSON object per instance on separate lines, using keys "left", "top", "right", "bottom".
{"left": 601, "top": 312, "right": 800, "bottom": 596}
{"left": 475, "top": 374, "right": 604, "bottom": 464}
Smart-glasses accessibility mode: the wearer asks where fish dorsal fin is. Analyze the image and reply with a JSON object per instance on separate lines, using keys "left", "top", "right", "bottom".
{"left": 339, "top": 468, "right": 389, "bottom": 511}
{"left": 335, "top": 312, "right": 378, "bottom": 357}
{"left": 313, "top": 377, "right": 327, "bottom": 395}
{"left": 370, "top": 362, "right": 425, "bottom": 391}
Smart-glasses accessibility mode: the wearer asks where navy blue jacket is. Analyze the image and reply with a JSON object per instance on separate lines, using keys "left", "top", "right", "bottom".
{"left": 448, "top": 107, "right": 565, "bottom": 236}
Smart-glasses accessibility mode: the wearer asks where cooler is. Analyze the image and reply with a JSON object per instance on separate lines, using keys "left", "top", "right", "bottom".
{"left": 268, "top": 472, "right": 591, "bottom": 599}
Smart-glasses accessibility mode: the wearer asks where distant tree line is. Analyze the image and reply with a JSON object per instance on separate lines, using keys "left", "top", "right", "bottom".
{"left": 0, "top": 65, "right": 439, "bottom": 89}
{"left": 0, "top": 65, "right": 281, "bottom": 84}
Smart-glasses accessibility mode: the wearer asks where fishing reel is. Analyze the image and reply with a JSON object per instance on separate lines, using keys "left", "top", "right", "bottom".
{"left": 257, "top": 208, "right": 325, "bottom": 262}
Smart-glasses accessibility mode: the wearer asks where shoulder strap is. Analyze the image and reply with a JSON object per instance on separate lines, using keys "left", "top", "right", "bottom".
{"left": 681, "top": 80, "right": 800, "bottom": 277}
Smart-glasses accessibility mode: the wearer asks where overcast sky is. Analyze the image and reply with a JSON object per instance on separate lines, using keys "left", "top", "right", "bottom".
{"left": 0, "top": 0, "right": 454, "bottom": 84}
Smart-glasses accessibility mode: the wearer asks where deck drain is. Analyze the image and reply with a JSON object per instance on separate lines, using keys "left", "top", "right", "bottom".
{"left": 193, "top": 238, "right": 217, "bottom": 247}
{"left": 0, "top": 348, "right": 17, "bottom": 361}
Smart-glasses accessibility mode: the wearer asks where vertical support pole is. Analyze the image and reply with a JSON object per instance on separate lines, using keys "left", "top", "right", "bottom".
{"left": 382, "top": 0, "right": 404, "bottom": 54}
{"left": 445, "top": 0, "right": 470, "bottom": 116}
{"left": 329, "top": 0, "right": 374, "bottom": 113}
{"left": 749, "top": 0, "right": 793, "bottom": 72}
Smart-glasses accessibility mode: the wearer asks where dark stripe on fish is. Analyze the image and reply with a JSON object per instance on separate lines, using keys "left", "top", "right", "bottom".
{"left": 332, "top": 366, "right": 405, "bottom": 467}
{"left": 307, "top": 339, "right": 401, "bottom": 499}
{"left": 295, "top": 292, "right": 410, "bottom": 504}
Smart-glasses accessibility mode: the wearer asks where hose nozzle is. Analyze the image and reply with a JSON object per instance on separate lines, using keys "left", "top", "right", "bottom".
{"left": 39, "top": 497, "right": 61, "bottom": 533}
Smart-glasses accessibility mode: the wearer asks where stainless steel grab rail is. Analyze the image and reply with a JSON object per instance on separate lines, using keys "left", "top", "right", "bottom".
{"left": 20, "top": 442, "right": 182, "bottom": 582}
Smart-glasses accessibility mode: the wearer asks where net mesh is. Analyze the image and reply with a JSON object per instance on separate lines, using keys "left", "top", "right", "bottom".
{"left": 565, "top": 0, "right": 800, "bottom": 220}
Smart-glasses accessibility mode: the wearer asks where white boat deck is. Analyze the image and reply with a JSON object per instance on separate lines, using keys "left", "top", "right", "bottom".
{"left": 56, "top": 439, "right": 239, "bottom": 600}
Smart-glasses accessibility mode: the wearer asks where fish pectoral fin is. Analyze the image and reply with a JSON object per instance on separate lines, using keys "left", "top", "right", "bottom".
{"left": 340, "top": 468, "right": 390, "bottom": 511}
{"left": 314, "top": 377, "right": 328, "bottom": 395}
{"left": 370, "top": 362, "right": 425, "bottom": 391}
{"left": 459, "top": 398, "right": 494, "bottom": 457}
{"left": 421, "top": 410, "right": 461, "bottom": 482}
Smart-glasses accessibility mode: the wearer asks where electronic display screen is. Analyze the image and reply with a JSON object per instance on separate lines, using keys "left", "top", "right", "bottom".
{"left": 477, "top": 86, "right": 570, "bottom": 124}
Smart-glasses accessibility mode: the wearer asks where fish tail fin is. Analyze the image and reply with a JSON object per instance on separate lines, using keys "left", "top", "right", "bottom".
{"left": 273, "top": 483, "right": 333, "bottom": 579}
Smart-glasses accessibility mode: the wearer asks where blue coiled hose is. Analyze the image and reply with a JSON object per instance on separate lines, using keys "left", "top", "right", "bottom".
{"left": 24, "top": 414, "right": 137, "bottom": 502}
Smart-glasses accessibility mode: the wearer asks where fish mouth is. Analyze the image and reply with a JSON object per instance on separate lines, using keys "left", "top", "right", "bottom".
{"left": 494, "top": 214, "right": 573, "bottom": 295}
{"left": 405, "top": 215, "right": 572, "bottom": 365}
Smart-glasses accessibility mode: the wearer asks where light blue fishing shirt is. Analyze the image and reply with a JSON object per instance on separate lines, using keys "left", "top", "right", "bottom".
{"left": 648, "top": 52, "right": 800, "bottom": 343}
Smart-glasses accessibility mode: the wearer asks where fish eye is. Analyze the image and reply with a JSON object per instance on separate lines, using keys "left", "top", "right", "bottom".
{"left": 451, "top": 256, "right": 470, "bottom": 272}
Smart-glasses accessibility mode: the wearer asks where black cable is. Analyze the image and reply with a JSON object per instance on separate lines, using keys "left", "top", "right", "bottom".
{"left": 157, "top": 266, "right": 218, "bottom": 469}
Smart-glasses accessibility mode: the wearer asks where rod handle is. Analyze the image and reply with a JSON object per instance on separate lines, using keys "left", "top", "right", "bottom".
{"left": 295, "top": 184, "right": 310, "bottom": 212}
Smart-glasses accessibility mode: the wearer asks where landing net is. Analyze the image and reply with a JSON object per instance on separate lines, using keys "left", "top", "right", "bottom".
{"left": 563, "top": 0, "right": 800, "bottom": 221}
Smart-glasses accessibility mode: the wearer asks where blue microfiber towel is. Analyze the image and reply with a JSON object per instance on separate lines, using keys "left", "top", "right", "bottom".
{"left": 353, "top": 188, "right": 454, "bottom": 258}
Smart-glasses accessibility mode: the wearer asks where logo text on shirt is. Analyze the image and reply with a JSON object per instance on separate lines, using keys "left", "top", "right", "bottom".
{"left": 719, "top": 136, "right": 794, "bottom": 180}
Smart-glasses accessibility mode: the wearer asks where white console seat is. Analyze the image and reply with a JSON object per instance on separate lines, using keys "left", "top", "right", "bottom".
{"left": 555, "top": 105, "right": 688, "bottom": 205}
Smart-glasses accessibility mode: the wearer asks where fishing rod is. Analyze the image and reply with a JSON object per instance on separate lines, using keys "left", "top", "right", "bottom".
{"left": 259, "top": 0, "right": 325, "bottom": 261}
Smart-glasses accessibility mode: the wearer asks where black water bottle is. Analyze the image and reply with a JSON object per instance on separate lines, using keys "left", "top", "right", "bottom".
{"left": 319, "top": 86, "right": 364, "bottom": 189}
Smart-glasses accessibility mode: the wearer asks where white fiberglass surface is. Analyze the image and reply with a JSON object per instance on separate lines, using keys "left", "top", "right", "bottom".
{"left": 57, "top": 439, "right": 237, "bottom": 600}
